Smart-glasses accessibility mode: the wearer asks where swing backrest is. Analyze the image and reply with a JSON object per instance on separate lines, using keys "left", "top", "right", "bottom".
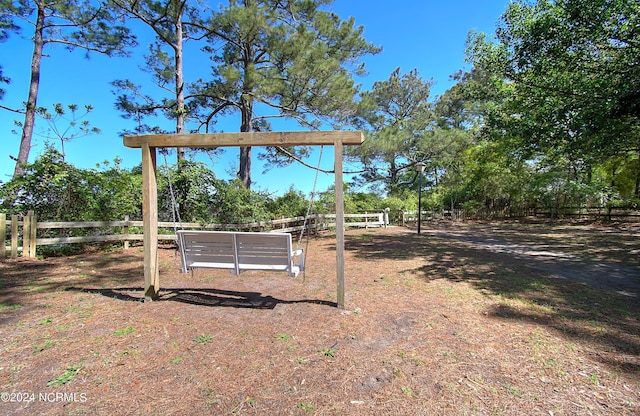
{"left": 177, "top": 230, "right": 303, "bottom": 277}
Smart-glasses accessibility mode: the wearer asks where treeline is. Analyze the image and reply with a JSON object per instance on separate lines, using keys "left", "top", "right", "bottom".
{"left": 0, "top": 149, "right": 415, "bottom": 223}
{"left": 345, "top": 0, "right": 639, "bottom": 216}
{"left": 2, "top": 1, "right": 638, "bottom": 218}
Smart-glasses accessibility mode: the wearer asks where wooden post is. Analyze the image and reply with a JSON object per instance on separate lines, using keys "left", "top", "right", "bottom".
{"left": 22, "top": 212, "right": 31, "bottom": 258}
{"left": 29, "top": 211, "right": 37, "bottom": 258}
{"left": 11, "top": 215, "right": 18, "bottom": 258}
{"left": 124, "top": 215, "right": 130, "bottom": 250}
{"left": 0, "top": 213, "right": 5, "bottom": 258}
{"left": 142, "top": 143, "right": 160, "bottom": 301}
{"left": 334, "top": 140, "right": 345, "bottom": 309}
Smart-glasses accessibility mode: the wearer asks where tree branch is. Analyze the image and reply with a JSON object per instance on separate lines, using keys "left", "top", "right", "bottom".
{"left": 273, "top": 146, "right": 365, "bottom": 175}
{"left": 0, "top": 104, "right": 25, "bottom": 114}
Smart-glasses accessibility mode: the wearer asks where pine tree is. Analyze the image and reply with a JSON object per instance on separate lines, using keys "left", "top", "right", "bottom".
{"left": 3, "top": 0, "right": 135, "bottom": 178}
{"left": 192, "top": 0, "right": 379, "bottom": 188}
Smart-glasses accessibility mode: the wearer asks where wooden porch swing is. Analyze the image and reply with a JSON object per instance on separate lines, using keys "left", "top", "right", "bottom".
{"left": 123, "top": 131, "right": 365, "bottom": 309}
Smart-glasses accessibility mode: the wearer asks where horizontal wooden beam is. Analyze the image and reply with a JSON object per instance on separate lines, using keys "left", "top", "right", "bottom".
{"left": 124, "top": 131, "right": 365, "bottom": 148}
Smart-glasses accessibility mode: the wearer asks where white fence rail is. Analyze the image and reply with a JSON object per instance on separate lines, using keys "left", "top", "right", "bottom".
{"left": 1, "top": 211, "right": 387, "bottom": 258}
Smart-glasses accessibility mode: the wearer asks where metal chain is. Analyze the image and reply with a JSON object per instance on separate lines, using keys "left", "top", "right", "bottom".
{"left": 297, "top": 144, "right": 324, "bottom": 249}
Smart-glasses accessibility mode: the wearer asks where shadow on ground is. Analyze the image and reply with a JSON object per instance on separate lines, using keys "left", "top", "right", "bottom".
{"left": 346, "top": 227, "right": 640, "bottom": 377}
{"left": 65, "top": 286, "right": 337, "bottom": 309}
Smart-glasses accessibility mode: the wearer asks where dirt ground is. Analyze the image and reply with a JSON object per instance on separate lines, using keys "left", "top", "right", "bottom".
{"left": 1, "top": 221, "right": 639, "bottom": 415}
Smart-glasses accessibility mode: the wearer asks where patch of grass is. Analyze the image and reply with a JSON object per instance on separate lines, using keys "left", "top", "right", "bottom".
{"left": 202, "top": 388, "right": 222, "bottom": 406}
{"left": 297, "top": 402, "right": 315, "bottom": 413}
{"left": 275, "top": 333, "right": 291, "bottom": 342}
{"left": 48, "top": 362, "right": 84, "bottom": 386}
{"left": 410, "top": 356, "right": 425, "bottom": 366}
{"left": 321, "top": 347, "right": 336, "bottom": 358}
{"left": 170, "top": 355, "right": 184, "bottom": 364}
{"left": 401, "top": 386, "right": 414, "bottom": 398}
{"left": 113, "top": 326, "right": 135, "bottom": 336}
{"left": 33, "top": 339, "right": 57, "bottom": 354}
{"left": 65, "top": 302, "right": 94, "bottom": 319}
{"left": 38, "top": 316, "right": 53, "bottom": 325}
{"left": 0, "top": 303, "right": 22, "bottom": 312}
{"left": 504, "top": 383, "right": 524, "bottom": 398}
{"left": 194, "top": 334, "right": 213, "bottom": 344}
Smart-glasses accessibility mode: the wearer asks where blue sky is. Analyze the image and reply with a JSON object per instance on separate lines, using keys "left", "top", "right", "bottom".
{"left": 0, "top": 0, "right": 509, "bottom": 196}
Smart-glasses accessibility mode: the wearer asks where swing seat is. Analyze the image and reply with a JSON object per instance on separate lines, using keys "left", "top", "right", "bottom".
{"left": 177, "top": 230, "right": 305, "bottom": 277}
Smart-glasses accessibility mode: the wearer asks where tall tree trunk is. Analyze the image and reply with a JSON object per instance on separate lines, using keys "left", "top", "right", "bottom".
{"left": 13, "top": 1, "right": 45, "bottom": 178}
{"left": 389, "top": 159, "right": 397, "bottom": 186}
{"left": 239, "top": 97, "right": 252, "bottom": 188}
{"left": 635, "top": 146, "right": 640, "bottom": 198}
{"left": 174, "top": 7, "right": 185, "bottom": 163}
{"left": 239, "top": 40, "right": 254, "bottom": 189}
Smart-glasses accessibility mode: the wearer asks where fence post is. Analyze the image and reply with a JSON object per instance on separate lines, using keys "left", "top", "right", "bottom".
{"left": 124, "top": 215, "right": 130, "bottom": 250}
{"left": 22, "top": 212, "right": 31, "bottom": 257}
{"left": 29, "top": 211, "right": 37, "bottom": 257}
{"left": 11, "top": 215, "right": 18, "bottom": 258}
{"left": 0, "top": 213, "right": 5, "bottom": 258}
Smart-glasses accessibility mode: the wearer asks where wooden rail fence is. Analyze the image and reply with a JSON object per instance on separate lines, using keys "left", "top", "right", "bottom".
{"left": 402, "top": 207, "right": 640, "bottom": 224}
{"left": 1, "top": 211, "right": 386, "bottom": 258}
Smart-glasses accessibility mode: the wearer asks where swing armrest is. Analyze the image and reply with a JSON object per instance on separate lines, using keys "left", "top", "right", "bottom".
{"left": 293, "top": 248, "right": 304, "bottom": 272}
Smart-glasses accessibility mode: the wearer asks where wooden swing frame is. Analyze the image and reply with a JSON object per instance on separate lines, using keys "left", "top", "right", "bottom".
{"left": 123, "top": 131, "right": 365, "bottom": 309}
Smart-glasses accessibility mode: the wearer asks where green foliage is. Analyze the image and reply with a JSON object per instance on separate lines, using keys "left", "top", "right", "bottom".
{"left": 5, "top": 0, "right": 136, "bottom": 56}
{"left": 193, "top": 0, "right": 380, "bottom": 187}
{"left": 193, "top": 334, "right": 212, "bottom": 344}
{"left": 112, "top": 326, "right": 135, "bottom": 336}
{"left": 321, "top": 347, "right": 336, "bottom": 357}
{"left": 382, "top": 191, "right": 418, "bottom": 212}
{"left": 274, "top": 333, "right": 291, "bottom": 342}
{"left": 33, "top": 339, "right": 57, "bottom": 354}
{"left": 345, "top": 191, "right": 385, "bottom": 213}
{"left": 297, "top": 402, "right": 315, "bottom": 414}
{"left": 0, "top": 148, "right": 93, "bottom": 220}
{"left": 453, "top": 0, "right": 640, "bottom": 211}
{"left": 212, "top": 179, "right": 271, "bottom": 225}
{"left": 267, "top": 186, "right": 309, "bottom": 218}
{"left": 47, "top": 362, "right": 84, "bottom": 387}
{"left": 527, "top": 164, "right": 605, "bottom": 218}
{"left": 92, "top": 160, "right": 143, "bottom": 221}
{"left": 0, "top": 148, "right": 142, "bottom": 221}
{"left": 6, "top": 0, "right": 136, "bottom": 176}
{"left": 460, "top": 141, "right": 531, "bottom": 209}
{"left": 158, "top": 160, "right": 221, "bottom": 224}
{"left": 348, "top": 68, "right": 435, "bottom": 193}
{"left": 111, "top": 0, "right": 206, "bottom": 157}
{"left": 37, "top": 103, "right": 101, "bottom": 158}
{"left": 466, "top": 0, "right": 639, "bottom": 177}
